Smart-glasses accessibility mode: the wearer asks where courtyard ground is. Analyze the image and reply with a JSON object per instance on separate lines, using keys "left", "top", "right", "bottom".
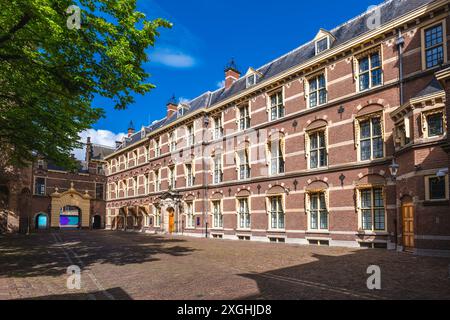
{"left": 0, "top": 230, "right": 449, "bottom": 300}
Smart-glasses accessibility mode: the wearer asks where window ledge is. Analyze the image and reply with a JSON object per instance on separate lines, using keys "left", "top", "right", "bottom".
{"left": 423, "top": 200, "right": 449, "bottom": 206}
{"left": 306, "top": 230, "right": 330, "bottom": 234}
{"left": 357, "top": 231, "right": 388, "bottom": 236}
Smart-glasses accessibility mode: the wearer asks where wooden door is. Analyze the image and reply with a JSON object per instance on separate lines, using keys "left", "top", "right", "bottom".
{"left": 169, "top": 212, "right": 175, "bottom": 233}
{"left": 402, "top": 201, "right": 415, "bottom": 251}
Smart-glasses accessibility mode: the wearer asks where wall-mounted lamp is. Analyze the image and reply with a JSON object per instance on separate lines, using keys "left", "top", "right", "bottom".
{"left": 389, "top": 159, "right": 400, "bottom": 180}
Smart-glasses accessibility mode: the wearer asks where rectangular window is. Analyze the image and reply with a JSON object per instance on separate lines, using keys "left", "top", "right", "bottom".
{"left": 154, "top": 207, "right": 161, "bottom": 227}
{"left": 213, "top": 156, "right": 223, "bottom": 184}
{"left": 154, "top": 139, "right": 161, "bottom": 157}
{"left": 427, "top": 112, "right": 444, "bottom": 137}
{"left": 358, "top": 52, "right": 382, "bottom": 91}
{"left": 186, "top": 202, "right": 195, "bottom": 228}
{"left": 212, "top": 201, "right": 223, "bottom": 229}
{"left": 309, "top": 193, "right": 328, "bottom": 230}
{"left": 186, "top": 164, "right": 194, "bottom": 187}
{"left": 309, "top": 131, "right": 327, "bottom": 169}
{"left": 154, "top": 170, "right": 161, "bottom": 192}
{"left": 270, "top": 91, "right": 285, "bottom": 121}
{"left": 359, "top": 116, "right": 384, "bottom": 161}
{"left": 34, "top": 177, "right": 46, "bottom": 196}
{"left": 270, "top": 140, "right": 285, "bottom": 175}
{"left": 187, "top": 125, "right": 195, "bottom": 146}
{"left": 424, "top": 23, "right": 444, "bottom": 69}
{"left": 169, "top": 167, "right": 176, "bottom": 190}
{"left": 95, "top": 183, "right": 105, "bottom": 200}
{"left": 238, "top": 150, "right": 251, "bottom": 180}
{"left": 239, "top": 105, "right": 251, "bottom": 131}
{"left": 360, "top": 188, "right": 385, "bottom": 231}
{"left": 213, "top": 116, "right": 223, "bottom": 140}
{"left": 309, "top": 74, "right": 327, "bottom": 108}
{"left": 316, "top": 37, "right": 329, "bottom": 54}
{"left": 269, "top": 196, "right": 285, "bottom": 230}
{"left": 238, "top": 198, "right": 251, "bottom": 229}
{"left": 169, "top": 132, "right": 176, "bottom": 152}
{"left": 426, "top": 176, "right": 448, "bottom": 200}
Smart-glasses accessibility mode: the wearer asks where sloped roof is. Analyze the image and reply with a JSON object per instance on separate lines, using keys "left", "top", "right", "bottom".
{"left": 114, "top": 0, "right": 436, "bottom": 153}
{"left": 91, "top": 144, "right": 115, "bottom": 160}
{"left": 413, "top": 77, "right": 444, "bottom": 99}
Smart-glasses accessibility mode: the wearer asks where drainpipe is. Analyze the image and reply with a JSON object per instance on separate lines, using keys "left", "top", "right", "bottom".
{"left": 394, "top": 29, "right": 405, "bottom": 250}
{"left": 396, "top": 29, "right": 405, "bottom": 105}
{"left": 203, "top": 115, "right": 210, "bottom": 239}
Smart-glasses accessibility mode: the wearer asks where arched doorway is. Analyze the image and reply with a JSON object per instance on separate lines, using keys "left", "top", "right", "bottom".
{"left": 59, "top": 206, "right": 81, "bottom": 229}
{"left": 35, "top": 213, "right": 49, "bottom": 230}
{"left": 401, "top": 197, "right": 415, "bottom": 252}
{"left": 167, "top": 207, "right": 175, "bottom": 234}
{"left": 93, "top": 215, "right": 102, "bottom": 229}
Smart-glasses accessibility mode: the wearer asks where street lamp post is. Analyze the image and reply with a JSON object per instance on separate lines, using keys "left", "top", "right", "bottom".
{"left": 389, "top": 158, "right": 400, "bottom": 250}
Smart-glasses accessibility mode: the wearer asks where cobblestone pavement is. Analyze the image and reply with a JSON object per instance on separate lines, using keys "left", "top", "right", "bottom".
{"left": 0, "top": 231, "right": 449, "bottom": 300}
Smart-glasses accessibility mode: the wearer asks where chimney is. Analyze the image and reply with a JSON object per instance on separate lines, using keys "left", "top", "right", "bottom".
{"left": 85, "top": 137, "right": 92, "bottom": 163}
{"left": 128, "top": 121, "right": 135, "bottom": 137}
{"left": 224, "top": 59, "right": 240, "bottom": 90}
{"left": 167, "top": 95, "right": 178, "bottom": 118}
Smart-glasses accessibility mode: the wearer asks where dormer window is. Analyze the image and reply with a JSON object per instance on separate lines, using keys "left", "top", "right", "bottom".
{"left": 245, "top": 68, "right": 261, "bottom": 88}
{"left": 177, "top": 104, "right": 189, "bottom": 118}
{"left": 315, "top": 37, "right": 329, "bottom": 54}
{"left": 246, "top": 74, "right": 256, "bottom": 88}
{"left": 141, "top": 128, "right": 146, "bottom": 139}
{"left": 313, "top": 29, "right": 335, "bottom": 55}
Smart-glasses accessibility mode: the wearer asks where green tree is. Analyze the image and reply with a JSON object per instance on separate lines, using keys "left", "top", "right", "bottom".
{"left": 0, "top": 0, "right": 171, "bottom": 169}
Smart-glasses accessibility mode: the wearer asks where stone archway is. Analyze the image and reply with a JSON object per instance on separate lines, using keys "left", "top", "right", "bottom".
{"left": 50, "top": 184, "right": 91, "bottom": 229}
{"left": 157, "top": 192, "right": 183, "bottom": 234}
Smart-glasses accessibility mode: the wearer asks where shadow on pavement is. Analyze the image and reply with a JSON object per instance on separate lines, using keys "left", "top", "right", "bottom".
{"left": 0, "top": 231, "right": 196, "bottom": 279}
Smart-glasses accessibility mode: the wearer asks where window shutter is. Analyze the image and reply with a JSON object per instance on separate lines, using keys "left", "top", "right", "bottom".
{"left": 305, "top": 192, "right": 310, "bottom": 215}
{"left": 265, "top": 140, "right": 271, "bottom": 166}
{"left": 404, "top": 116, "right": 411, "bottom": 139}
{"left": 354, "top": 118, "right": 360, "bottom": 148}
{"left": 281, "top": 136, "right": 286, "bottom": 161}
{"left": 305, "top": 132, "right": 310, "bottom": 159}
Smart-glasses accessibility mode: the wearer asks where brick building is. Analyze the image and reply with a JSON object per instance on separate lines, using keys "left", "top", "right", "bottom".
{"left": 0, "top": 138, "right": 113, "bottom": 233}
{"left": 105, "top": 0, "right": 450, "bottom": 256}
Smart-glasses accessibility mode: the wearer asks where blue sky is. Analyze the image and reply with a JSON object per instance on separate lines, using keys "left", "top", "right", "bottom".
{"left": 87, "top": 0, "right": 384, "bottom": 147}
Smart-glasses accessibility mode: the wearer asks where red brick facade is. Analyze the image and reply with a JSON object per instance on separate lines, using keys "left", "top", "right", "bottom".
{"left": 105, "top": 1, "right": 450, "bottom": 256}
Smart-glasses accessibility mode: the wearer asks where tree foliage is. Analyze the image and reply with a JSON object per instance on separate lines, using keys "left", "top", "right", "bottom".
{"left": 0, "top": 0, "right": 171, "bottom": 168}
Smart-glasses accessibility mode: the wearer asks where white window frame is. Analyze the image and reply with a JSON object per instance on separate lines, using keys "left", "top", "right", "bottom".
{"left": 237, "top": 198, "right": 251, "bottom": 230}
{"left": 354, "top": 48, "right": 383, "bottom": 92}
{"left": 185, "top": 201, "right": 195, "bottom": 229}
{"left": 246, "top": 74, "right": 257, "bottom": 88}
{"left": 306, "top": 129, "right": 328, "bottom": 170}
{"left": 212, "top": 200, "right": 223, "bottom": 229}
{"left": 307, "top": 73, "right": 327, "bottom": 108}
{"left": 357, "top": 187, "right": 386, "bottom": 232}
{"left": 185, "top": 163, "right": 194, "bottom": 187}
{"left": 238, "top": 105, "right": 251, "bottom": 131}
{"left": 355, "top": 113, "right": 385, "bottom": 162}
{"left": 421, "top": 20, "right": 448, "bottom": 70}
{"left": 307, "top": 192, "right": 329, "bottom": 232}
{"left": 213, "top": 114, "right": 224, "bottom": 140}
{"left": 315, "top": 36, "right": 330, "bottom": 55}
{"left": 268, "top": 90, "right": 285, "bottom": 121}
{"left": 268, "top": 195, "right": 285, "bottom": 231}
{"left": 422, "top": 108, "right": 447, "bottom": 139}
{"left": 267, "top": 137, "right": 285, "bottom": 176}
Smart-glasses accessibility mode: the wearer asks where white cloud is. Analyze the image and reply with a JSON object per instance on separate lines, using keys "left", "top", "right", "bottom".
{"left": 179, "top": 97, "right": 190, "bottom": 104}
{"left": 216, "top": 80, "right": 225, "bottom": 89}
{"left": 73, "top": 129, "right": 126, "bottom": 160}
{"left": 151, "top": 48, "right": 196, "bottom": 68}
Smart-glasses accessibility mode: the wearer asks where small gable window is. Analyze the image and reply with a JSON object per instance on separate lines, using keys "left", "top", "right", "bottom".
{"left": 246, "top": 74, "right": 256, "bottom": 88}
{"left": 316, "top": 37, "right": 329, "bottom": 54}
